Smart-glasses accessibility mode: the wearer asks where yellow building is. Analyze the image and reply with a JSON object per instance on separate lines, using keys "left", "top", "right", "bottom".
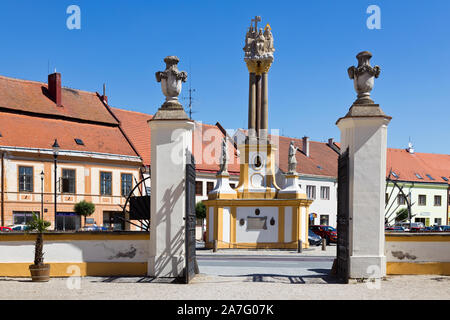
{"left": 0, "top": 73, "right": 143, "bottom": 230}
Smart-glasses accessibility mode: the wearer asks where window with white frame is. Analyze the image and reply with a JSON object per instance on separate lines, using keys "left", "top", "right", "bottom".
{"left": 306, "top": 185, "right": 316, "bottom": 199}
{"left": 320, "top": 186, "right": 330, "bottom": 200}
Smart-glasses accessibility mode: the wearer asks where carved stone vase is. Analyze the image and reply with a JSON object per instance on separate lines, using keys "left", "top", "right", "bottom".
{"left": 155, "top": 56, "right": 187, "bottom": 109}
{"left": 347, "top": 51, "right": 380, "bottom": 104}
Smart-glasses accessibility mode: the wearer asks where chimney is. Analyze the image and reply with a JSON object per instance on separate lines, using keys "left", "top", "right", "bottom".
{"left": 302, "top": 136, "right": 310, "bottom": 157}
{"left": 328, "top": 138, "right": 334, "bottom": 148}
{"left": 327, "top": 138, "right": 340, "bottom": 154}
{"left": 101, "top": 83, "right": 108, "bottom": 104}
{"left": 407, "top": 141, "right": 415, "bottom": 154}
{"left": 48, "top": 72, "right": 62, "bottom": 106}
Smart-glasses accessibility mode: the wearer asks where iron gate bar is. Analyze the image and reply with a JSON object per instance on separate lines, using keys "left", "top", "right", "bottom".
{"left": 184, "top": 153, "right": 198, "bottom": 284}
{"left": 336, "top": 148, "right": 350, "bottom": 283}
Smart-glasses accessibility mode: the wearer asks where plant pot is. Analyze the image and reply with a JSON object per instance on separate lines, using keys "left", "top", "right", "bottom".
{"left": 29, "top": 264, "right": 50, "bottom": 282}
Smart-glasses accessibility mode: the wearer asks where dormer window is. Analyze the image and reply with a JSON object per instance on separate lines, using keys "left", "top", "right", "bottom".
{"left": 391, "top": 171, "right": 399, "bottom": 178}
{"left": 74, "top": 138, "right": 84, "bottom": 146}
{"left": 426, "top": 174, "right": 434, "bottom": 181}
{"left": 415, "top": 173, "right": 423, "bottom": 179}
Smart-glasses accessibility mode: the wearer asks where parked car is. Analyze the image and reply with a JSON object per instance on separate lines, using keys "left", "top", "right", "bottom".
{"left": 385, "top": 226, "right": 406, "bottom": 232}
{"left": 8, "top": 224, "right": 30, "bottom": 231}
{"left": 78, "top": 225, "right": 107, "bottom": 231}
{"left": 0, "top": 226, "right": 12, "bottom": 232}
{"left": 398, "top": 222, "right": 424, "bottom": 231}
{"left": 424, "top": 225, "right": 450, "bottom": 232}
{"left": 310, "top": 225, "right": 337, "bottom": 244}
{"left": 308, "top": 229, "right": 322, "bottom": 246}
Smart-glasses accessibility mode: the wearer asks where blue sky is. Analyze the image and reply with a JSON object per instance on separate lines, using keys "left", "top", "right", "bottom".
{"left": 0, "top": 0, "right": 449, "bottom": 154}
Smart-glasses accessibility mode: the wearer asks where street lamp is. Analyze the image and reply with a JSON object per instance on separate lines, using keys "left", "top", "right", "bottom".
{"left": 52, "top": 139, "right": 60, "bottom": 231}
{"left": 40, "top": 171, "right": 44, "bottom": 220}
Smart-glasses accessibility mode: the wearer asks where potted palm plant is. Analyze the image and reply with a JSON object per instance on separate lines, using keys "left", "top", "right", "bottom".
{"left": 27, "top": 212, "right": 51, "bottom": 282}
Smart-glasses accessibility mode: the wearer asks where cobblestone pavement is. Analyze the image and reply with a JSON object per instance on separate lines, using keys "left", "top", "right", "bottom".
{"left": 0, "top": 274, "right": 448, "bottom": 300}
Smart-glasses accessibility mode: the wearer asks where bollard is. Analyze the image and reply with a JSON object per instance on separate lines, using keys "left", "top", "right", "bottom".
{"left": 297, "top": 240, "right": 302, "bottom": 253}
{"left": 322, "top": 238, "right": 327, "bottom": 251}
{"left": 213, "top": 240, "right": 218, "bottom": 253}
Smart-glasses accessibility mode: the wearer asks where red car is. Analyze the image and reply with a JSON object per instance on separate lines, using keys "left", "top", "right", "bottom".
{"left": 0, "top": 226, "right": 12, "bottom": 232}
{"left": 310, "top": 225, "right": 337, "bottom": 244}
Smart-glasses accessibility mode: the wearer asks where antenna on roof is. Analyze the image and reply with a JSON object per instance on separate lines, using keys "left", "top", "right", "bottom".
{"left": 182, "top": 62, "right": 197, "bottom": 120}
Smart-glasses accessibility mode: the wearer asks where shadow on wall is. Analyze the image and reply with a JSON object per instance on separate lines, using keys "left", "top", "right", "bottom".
{"left": 151, "top": 179, "right": 185, "bottom": 277}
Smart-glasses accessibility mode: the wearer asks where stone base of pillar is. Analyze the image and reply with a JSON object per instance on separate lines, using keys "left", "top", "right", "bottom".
{"left": 148, "top": 254, "right": 185, "bottom": 278}
{"left": 350, "top": 255, "right": 386, "bottom": 279}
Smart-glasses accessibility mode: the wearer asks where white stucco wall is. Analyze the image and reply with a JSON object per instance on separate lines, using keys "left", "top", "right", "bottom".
{"left": 386, "top": 235, "right": 450, "bottom": 263}
{"left": 0, "top": 238, "right": 149, "bottom": 263}
{"left": 235, "top": 207, "right": 278, "bottom": 243}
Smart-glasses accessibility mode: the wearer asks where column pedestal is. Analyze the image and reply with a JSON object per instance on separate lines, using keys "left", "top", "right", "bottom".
{"left": 148, "top": 118, "right": 194, "bottom": 277}
{"left": 337, "top": 104, "right": 391, "bottom": 279}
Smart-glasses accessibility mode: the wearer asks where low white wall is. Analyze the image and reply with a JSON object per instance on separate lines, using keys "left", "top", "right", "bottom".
{"left": 0, "top": 240, "right": 148, "bottom": 263}
{"left": 386, "top": 233, "right": 450, "bottom": 263}
{"left": 0, "top": 232, "right": 150, "bottom": 276}
{"left": 385, "top": 233, "right": 450, "bottom": 275}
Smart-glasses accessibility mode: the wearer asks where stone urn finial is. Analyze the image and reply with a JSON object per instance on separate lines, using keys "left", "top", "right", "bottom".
{"left": 155, "top": 56, "right": 187, "bottom": 109}
{"left": 347, "top": 51, "right": 380, "bottom": 104}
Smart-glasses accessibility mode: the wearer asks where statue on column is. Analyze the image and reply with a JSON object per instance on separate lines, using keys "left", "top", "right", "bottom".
{"left": 243, "top": 17, "right": 275, "bottom": 60}
{"left": 219, "top": 137, "right": 229, "bottom": 175}
{"left": 288, "top": 141, "right": 297, "bottom": 174}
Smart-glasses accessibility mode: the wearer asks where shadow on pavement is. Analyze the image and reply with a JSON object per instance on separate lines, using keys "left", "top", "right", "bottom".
{"left": 217, "top": 269, "right": 342, "bottom": 284}
{"left": 89, "top": 277, "right": 184, "bottom": 284}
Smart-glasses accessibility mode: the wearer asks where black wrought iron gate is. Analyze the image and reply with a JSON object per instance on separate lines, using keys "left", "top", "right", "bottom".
{"left": 184, "top": 154, "right": 198, "bottom": 284}
{"left": 336, "top": 148, "right": 350, "bottom": 283}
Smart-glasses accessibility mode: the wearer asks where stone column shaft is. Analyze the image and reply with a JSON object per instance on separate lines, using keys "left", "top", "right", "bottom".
{"left": 260, "top": 72, "right": 268, "bottom": 139}
{"left": 248, "top": 73, "right": 256, "bottom": 137}
{"left": 255, "top": 74, "right": 262, "bottom": 138}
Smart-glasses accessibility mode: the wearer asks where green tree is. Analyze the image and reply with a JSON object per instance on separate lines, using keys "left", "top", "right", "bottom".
{"left": 195, "top": 202, "right": 206, "bottom": 220}
{"left": 74, "top": 200, "right": 96, "bottom": 225}
{"left": 395, "top": 208, "right": 409, "bottom": 222}
{"left": 26, "top": 213, "right": 51, "bottom": 266}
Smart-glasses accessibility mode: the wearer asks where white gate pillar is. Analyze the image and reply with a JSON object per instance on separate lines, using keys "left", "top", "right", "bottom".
{"left": 337, "top": 51, "right": 391, "bottom": 279}
{"left": 148, "top": 56, "right": 194, "bottom": 277}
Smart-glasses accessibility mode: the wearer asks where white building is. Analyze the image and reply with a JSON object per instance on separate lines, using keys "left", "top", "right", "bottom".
{"left": 385, "top": 146, "right": 450, "bottom": 226}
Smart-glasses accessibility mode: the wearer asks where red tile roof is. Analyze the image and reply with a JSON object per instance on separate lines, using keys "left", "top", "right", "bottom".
{"left": 110, "top": 107, "right": 152, "bottom": 166}
{"left": 0, "top": 111, "right": 138, "bottom": 156}
{"left": 193, "top": 122, "right": 240, "bottom": 175}
{"left": 0, "top": 75, "right": 118, "bottom": 125}
{"left": 274, "top": 135, "right": 339, "bottom": 178}
{"left": 111, "top": 107, "right": 241, "bottom": 174}
{"left": 0, "top": 74, "right": 141, "bottom": 158}
{"left": 387, "top": 148, "right": 450, "bottom": 184}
